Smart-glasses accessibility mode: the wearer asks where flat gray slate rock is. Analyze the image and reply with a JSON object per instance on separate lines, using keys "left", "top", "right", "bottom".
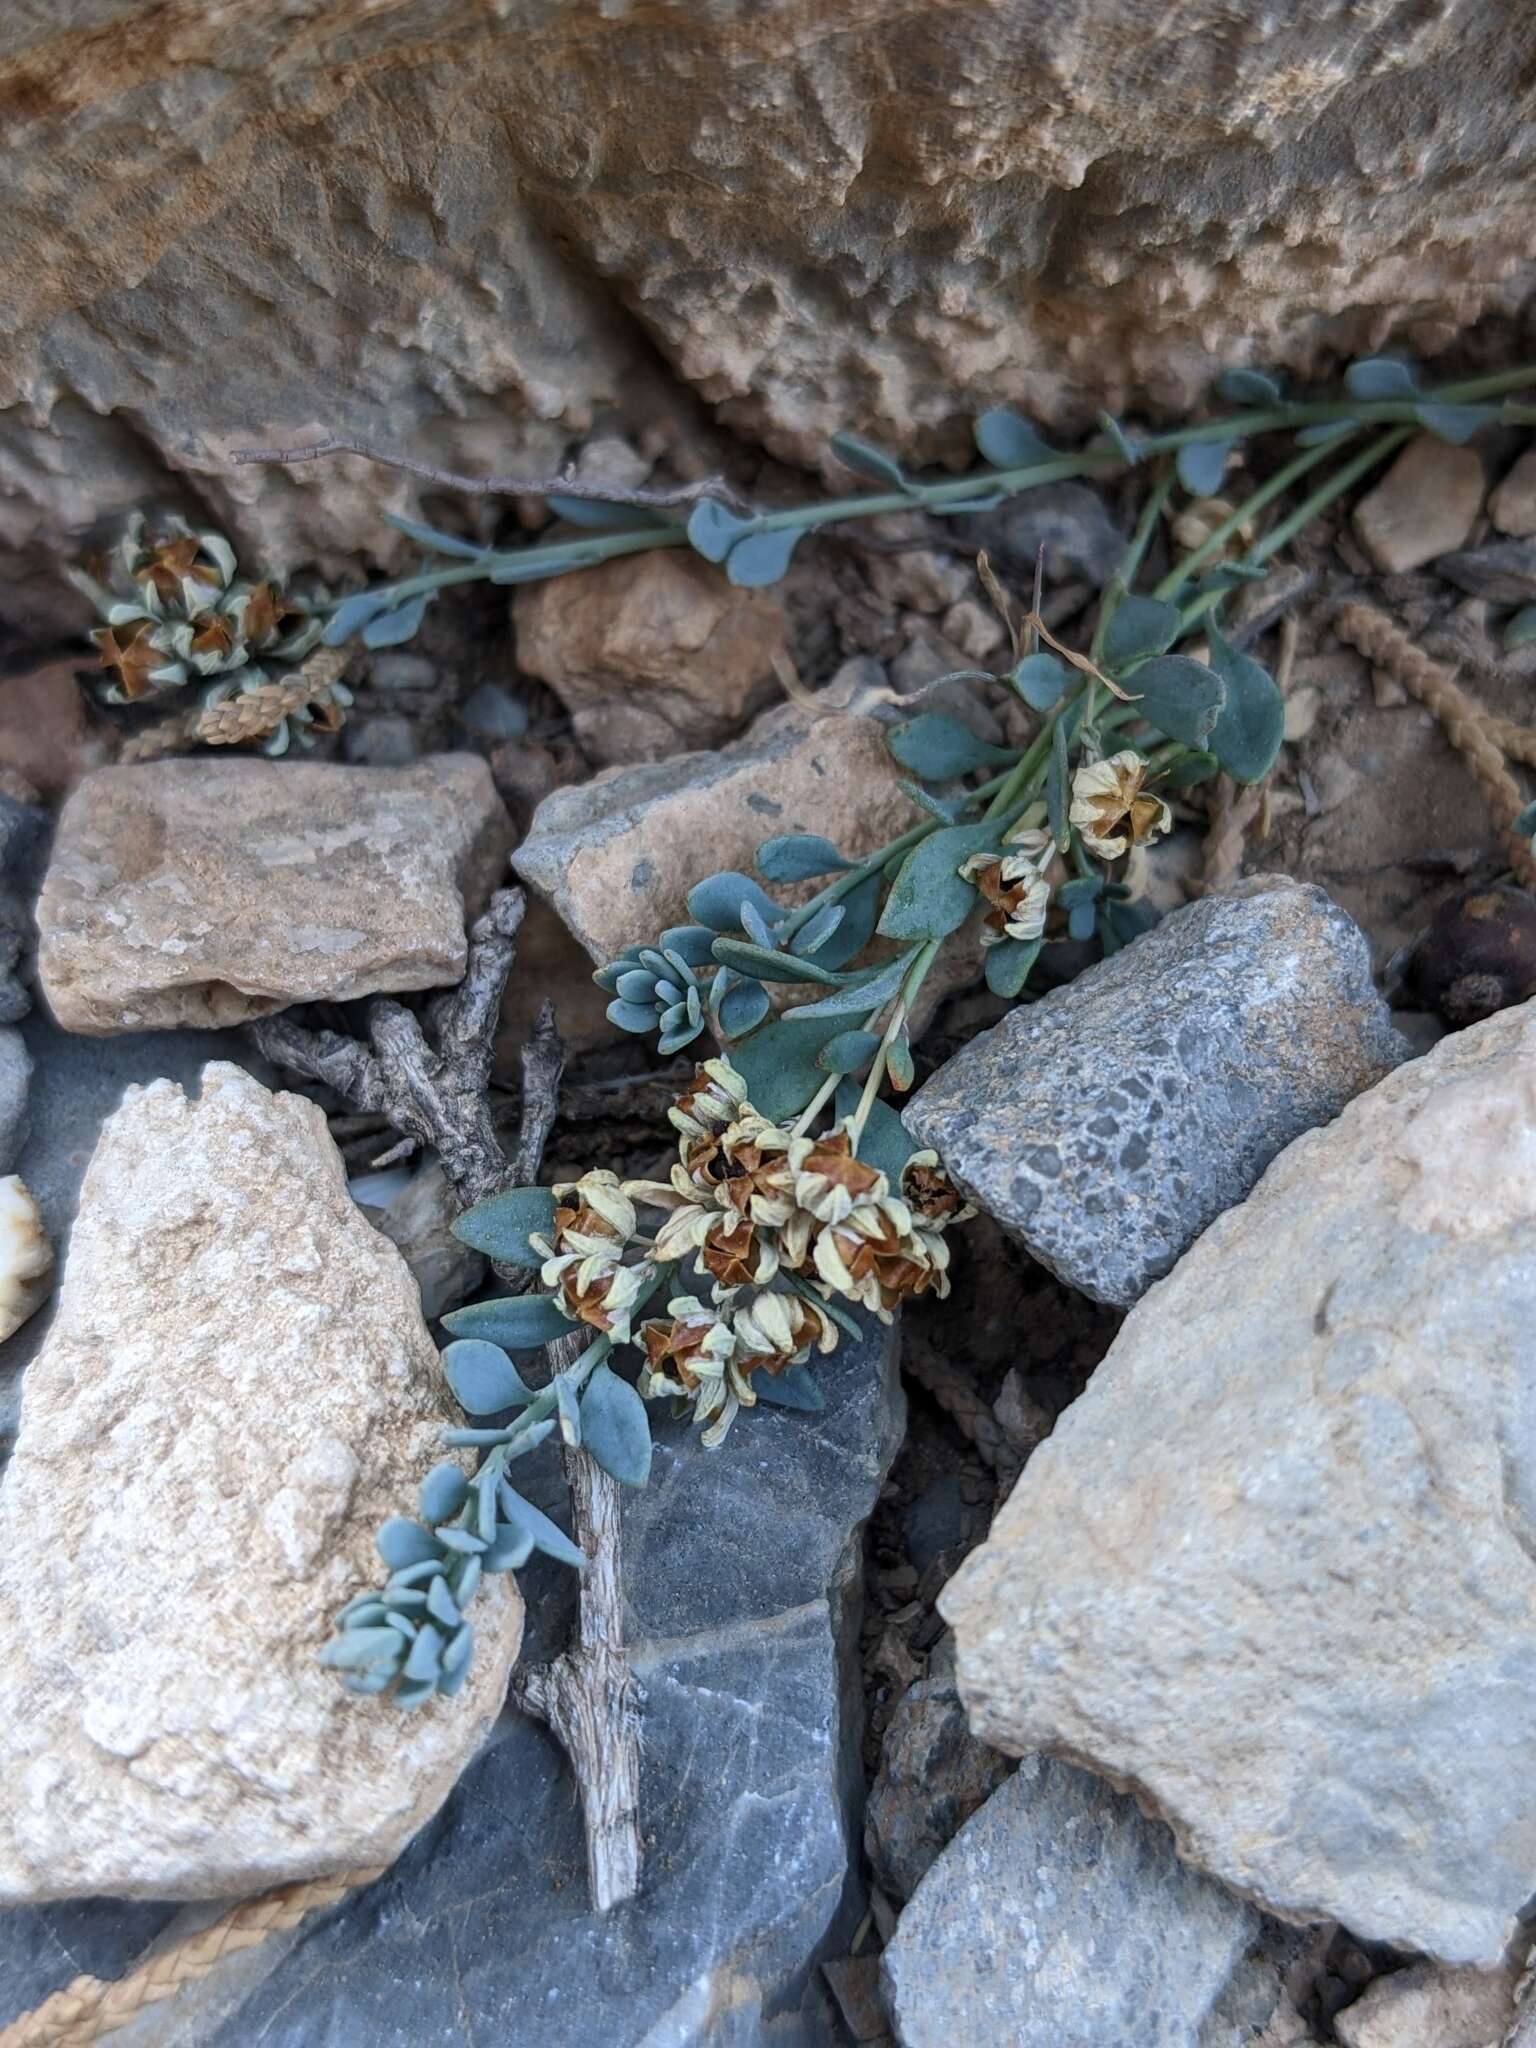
{"left": 882, "top": 1755, "right": 1307, "bottom": 2048}
{"left": 903, "top": 877, "right": 1404, "bottom": 1306}
{"left": 0, "top": 1314, "right": 904, "bottom": 2045}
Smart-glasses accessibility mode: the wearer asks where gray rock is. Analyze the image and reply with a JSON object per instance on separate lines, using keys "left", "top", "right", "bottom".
{"left": 900, "top": 1475, "right": 969, "bottom": 1577}
{"left": 954, "top": 482, "right": 1128, "bottom": 589}
{"left": 0, "top": 792, "right": 49, "bottom": 1027}
{"left": 340, "top": 711, "right": 419, "bottom": 765}
{"left": 1435, "top": 537, "right": 1536, "bottom": 603}
{"left": 865, "top": 1643, "right": 1013, "bottom": 1901}
{"left": 0, "top": 1029, "right": 30, "bottom": 1176}
{"left": 370, "top": 1160, "right": 485, "bottom": 1321}
{"left": 882, "top": 1756, "right": 1308, "bottom": 2048}
{"left": 941, "top": 995, "right": 1536, "bottom": 1965}
{"left": 0, "top": 1311, "right": 905, "bottom": 2042}
{"left": 903, "top": 878, "right": 1405, "bottom": 1307}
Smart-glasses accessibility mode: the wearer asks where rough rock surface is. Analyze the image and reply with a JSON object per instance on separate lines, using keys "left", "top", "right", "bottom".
{"left": 904, "top": 877, "right": 1404, "bottom": 1308}
{"left": 1334, "top": 1952, "right": 1521, "bottom": 2048}
{"left": 0, "top": 1314, "right": 904, "bottom": 2044}
{"left": 0, "top": 1014, "right": 265, "bottom": 1397}
{"left": 942, "top": 996, "right": 1536, "bottom": 1964}
{"left": 0, "top": 790, "right": 49, "bottom": 1026}
{"left": 36, "top": 757, "right": 511, "bottom": 1033}
{"left": 6, "top": 4, "right": 1536, "bottom": 629}
{"left": 0, "top": 1063, "right": 522, "bottom": 1903}
{"left": 513, "top": 705, "right": 915, "bottom": 964}
{"left": 513, "top": 549, "right": 787, "bottom": 764}
{"left": 865, "top": 1638, "right": 1013, "bottom": 1901}
{"left": 0, "top": 1027, "right": 30, "bottom": 1174}
{"left": 882, "top": 1756, "right": 1309, "bottom": 2048}
{"left": 1351, "top": 434, "right": 1486, "bottom": 574}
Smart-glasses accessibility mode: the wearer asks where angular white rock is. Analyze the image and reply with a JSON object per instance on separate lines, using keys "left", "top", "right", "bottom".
{"left": 0, "top": 1064, "right": 521, "bottom": 1903}
{"left": 942, "top": 997, "right": 1536, "bottom": 1965}
{"left": 0, "top": 1174, "right": 51, "bottom": 1342}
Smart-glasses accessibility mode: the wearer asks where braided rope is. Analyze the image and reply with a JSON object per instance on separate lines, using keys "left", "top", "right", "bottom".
{"left": 116, "top": 648, "right": 352, "bottom": 764}
{"left": 1477, "top": 709, "right": 1536, "bottom": 772}
{"left": 902, "top": 1340, "right": 1010, "bottom": 1472}
{"left": 1334, "top": 602, "right": 1536, "bottom": 893}
{"left": 0, "top": 1865, "right": 386, "bottom": 2048}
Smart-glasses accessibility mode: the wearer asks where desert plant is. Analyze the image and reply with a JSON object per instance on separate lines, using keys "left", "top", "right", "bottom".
{"left": 68, "top": 513, "right": 347, "bottom": 754}
{"left": 233, "top": 357, "right": 1536, "bottom": 645}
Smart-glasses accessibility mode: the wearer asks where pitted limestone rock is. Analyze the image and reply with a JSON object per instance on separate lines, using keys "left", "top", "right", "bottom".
{"left": 903, "top": 877, "right": 1405, "bottom": 1307}
{"left": 0, "top": 1063, "right": 522, "bottom": 1903}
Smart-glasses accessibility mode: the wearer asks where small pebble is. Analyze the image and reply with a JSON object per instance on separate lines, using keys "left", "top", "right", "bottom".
{"left": 1490, "top": 445, "right": 1536, "bottom": 537}
{"left": 1352, "top": 434, "right": 1485, "bottom": 574}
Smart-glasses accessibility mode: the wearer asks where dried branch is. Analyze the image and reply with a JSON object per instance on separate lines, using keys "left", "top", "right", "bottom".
{"left": 247, "top": 881, "right": 641, "bottom": 1911}
{"left": 229, "top": 435, "right": 752, "bottom": 516}
{"left": 509, "top": 1332, "right": 643, "bottom": 1914}
{"left": 251, "top": 889, "right": 532, "bottom": 1209}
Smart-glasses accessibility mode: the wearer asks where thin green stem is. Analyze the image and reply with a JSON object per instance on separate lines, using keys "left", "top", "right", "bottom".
{"left": 321, "top": 365, "right": 1536, "bottom": 624}
{"left": 1093, "top": 463, "right": 1177, "bottom": 669}
{"left": 1175, "top": 425, "right": 1412, "bottom": 637}
{"left": 1151, "top": 434, "right": 1356, "bottom": 605}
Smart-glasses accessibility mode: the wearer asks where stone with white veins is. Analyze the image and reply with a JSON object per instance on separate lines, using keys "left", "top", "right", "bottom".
{"left": 903, "top": 877, "right": 1405, "bottom": 1307}
{"left": 0, "top": 1025, "right": 30, "bottom": 1173}
{"left": 36, "top": 757, "right": 512, "bottom": 1033}
{"left": 0, "top": 1063, "right": 522, "bottom": 1903}
{"left": 882, "top": 1755, "right": 1311, "bottom": 2048}
{"left": 941, "top": 995, "right": 1536, "bottom": 1965}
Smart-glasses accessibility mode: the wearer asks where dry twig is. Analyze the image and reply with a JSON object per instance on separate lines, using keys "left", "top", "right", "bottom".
{"left": 230, "top": 435, "right": 751, "bottom": 515}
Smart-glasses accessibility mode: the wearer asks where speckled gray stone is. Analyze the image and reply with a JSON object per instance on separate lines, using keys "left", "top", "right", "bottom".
{"left": 0, "top": 1030, "right": 29, "bottom": 1176}
{"left": 903, "top": 877, "right": 1405, "bottom": 1307}
{"left": 865, "top": 1639, "right": 1012, "bottom": 1902}
{"left": 882, "top": 1756, "right": 1309, "bottom": 2048}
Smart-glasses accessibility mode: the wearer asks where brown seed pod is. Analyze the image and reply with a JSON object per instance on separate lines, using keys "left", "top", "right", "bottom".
{"left": 1402, "top": 884, "right": 1536, "bottom": 1028}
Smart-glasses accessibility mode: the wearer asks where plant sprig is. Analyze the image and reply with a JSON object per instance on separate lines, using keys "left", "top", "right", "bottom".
{"left": 232, "top": 359, "right": 1536, "bottom": 650}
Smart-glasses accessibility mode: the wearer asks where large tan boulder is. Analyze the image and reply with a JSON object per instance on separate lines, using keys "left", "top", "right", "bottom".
{"left": 4, "top": 3, "right": 1535, "bottom": 630}
{"left": 36, "top": 756, "right": 511, "bottom": 1033}
{"left": 0, "top": 1063, "right": 522, "bottom": 1903}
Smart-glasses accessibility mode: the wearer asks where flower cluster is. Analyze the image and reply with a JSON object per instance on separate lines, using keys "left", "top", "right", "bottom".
{"left": 1069, "top": 751, "right": 1172, "bottom": 860}
{"left": 960, "top": 821, "right": 1054, "bottom": 946}
{"left": 69, "top": 514, "right": 346, "bottom": 753}
{"left": 528, "top": 1171, "right": 653, "bottom": 1344}
{"left": 583, "top": 1058, "right": 975, "bottom": 1443}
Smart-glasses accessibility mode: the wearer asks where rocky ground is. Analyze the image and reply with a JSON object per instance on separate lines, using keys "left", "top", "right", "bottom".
{"left": 3, "top": 396, "right": 1536, "bottom": 2045}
